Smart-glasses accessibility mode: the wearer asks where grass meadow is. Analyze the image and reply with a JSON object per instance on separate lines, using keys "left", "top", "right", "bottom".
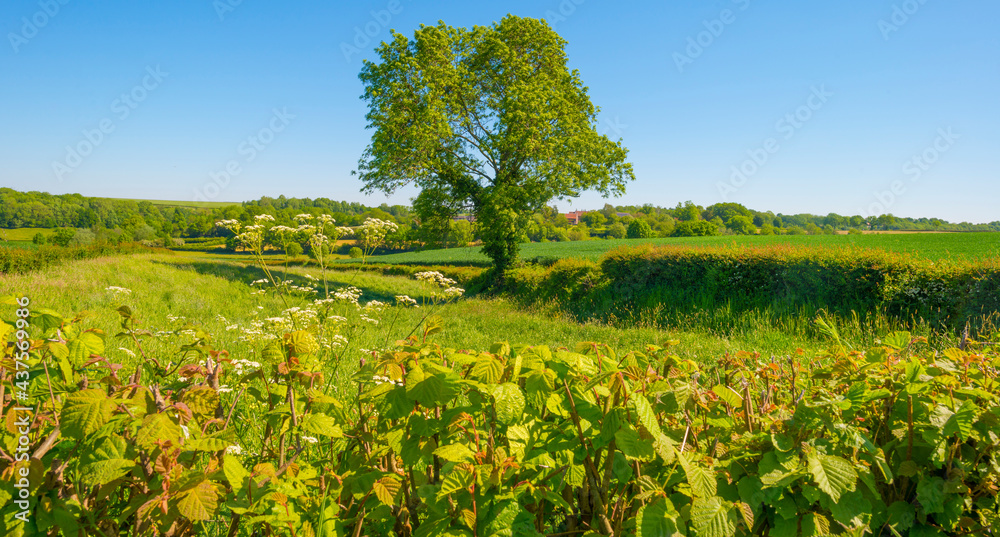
{"left": 0, "top": 227, "right": 48, "bottom": 243}
{"left": 0, "top": 252, "right": 841, "bottom": 382}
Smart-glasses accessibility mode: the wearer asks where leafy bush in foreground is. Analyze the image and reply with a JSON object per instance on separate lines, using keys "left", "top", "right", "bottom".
{"left": 3, "top": 296, "right": 1000, "bottom": 535}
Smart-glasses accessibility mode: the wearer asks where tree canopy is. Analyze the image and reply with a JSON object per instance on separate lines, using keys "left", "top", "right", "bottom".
{"left": 355, "top": 15, "right": 634, "bottom": 276}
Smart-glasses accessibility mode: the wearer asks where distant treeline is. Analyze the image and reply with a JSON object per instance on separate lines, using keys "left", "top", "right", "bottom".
{"left": 1, "top": 189, "right": 998, "bottom": 250}
{"left": 0, "top": 188, "right": 413, "bottom": 243}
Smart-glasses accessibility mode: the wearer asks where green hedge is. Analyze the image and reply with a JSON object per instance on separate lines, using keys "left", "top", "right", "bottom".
{"left": 0, "top": 242, "right": 153, "bottom": 274}
{"left": 506, "top": 244, "right": 1000, "bottom": 330}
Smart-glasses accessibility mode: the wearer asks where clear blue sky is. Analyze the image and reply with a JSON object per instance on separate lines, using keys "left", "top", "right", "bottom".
{"left": 2, "top": 0, "right": 997, "bottom": 223}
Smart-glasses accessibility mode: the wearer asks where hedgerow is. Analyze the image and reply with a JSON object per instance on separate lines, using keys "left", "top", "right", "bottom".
{"left": 0, "top": 243, "right": 153, "bottom": 275}
{"left": 507, "top": 244, "right": 1000, "bottom": 331}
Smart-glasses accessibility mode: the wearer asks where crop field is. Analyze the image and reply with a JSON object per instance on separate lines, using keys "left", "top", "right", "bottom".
{"left": 345, "top": 231, "right": 1000, "bottom": 266}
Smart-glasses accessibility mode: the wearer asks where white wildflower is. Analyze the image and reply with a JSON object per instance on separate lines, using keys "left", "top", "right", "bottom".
{"left": 395, "top": 295, "right": 419, "bottom": 307}
{"left": 105, "top": 286, "right": 132, "bottom": 295}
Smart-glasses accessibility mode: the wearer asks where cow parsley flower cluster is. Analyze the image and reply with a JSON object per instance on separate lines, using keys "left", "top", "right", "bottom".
{"left": 372, "top": 375, "right": 403, "bottom": 387}
{"left": 395, "top": 295, "right": 419, "bottom": 307}
{"left": 333, "top": 286, "right": 362, "bottom": 305}
{"left": 414, "top": 271, "right": 457, "bottom": 288}
{"left": 414, "top": 271, "right": 465, "bottom": 301}
{"left": 230, "top": 358, "right": 262, "bottom": 375}
{"left": 105, "top": 286, "right": 132, "bottom": 295}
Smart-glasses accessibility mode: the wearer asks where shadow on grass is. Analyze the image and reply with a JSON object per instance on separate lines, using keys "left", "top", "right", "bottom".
{"left": 151, "top": 259, "right": 407, "bottom": 303}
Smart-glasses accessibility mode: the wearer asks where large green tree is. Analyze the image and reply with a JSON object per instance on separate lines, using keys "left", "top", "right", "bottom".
{"left": 355, "top": 16, "right": 634, "bottom": 277}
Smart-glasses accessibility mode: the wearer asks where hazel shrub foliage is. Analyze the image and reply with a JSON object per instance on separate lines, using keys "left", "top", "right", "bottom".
{"left": 4, "top": 285, "right": 1000, "bottom": 535}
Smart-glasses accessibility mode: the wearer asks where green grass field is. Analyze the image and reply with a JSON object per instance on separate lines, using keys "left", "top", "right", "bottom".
{"left": 0, "top": 253, "right": 846, "bottom": 372}
{"left": 0, "top": 227, "right": 50, "bottom": 241}
{"left": 345, "top": 231, "right": 1000, "bottom": 266}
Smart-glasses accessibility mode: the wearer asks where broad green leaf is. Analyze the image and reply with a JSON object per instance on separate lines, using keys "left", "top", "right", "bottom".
{"left": 175, "top": 480, "right": 219, "bottom": 521}
{"left": 492, "top": 383, "right": 525, "bottom": 425}
{"left": 29, "top": 307, "right": 63, "bottom": 331}
{"left": 60, "top": 389, "right": 116, "bottom": 439}
{"left": 438, "top": 468, "right": 473, "bottom": 497}
{"left": 524, "top": 368, "right": 556, "bottom": 409}
{"left": 916, "top": 476, "right": 946, "bottom": 514}
{"left": 770, "top": 515, "right": 798, "bottom": 537}
{"left": 483, "top": 499, "right": 522, "bottom": 536}
{"left": 67, "top": 330, "right": 105, "bottom": 367}
{"left": 690, "top": 497, "right": 737, "bottom": 537}
{"left": 223, "top": 455, "right": 248, "bottom": 494}
{"left": 631, "top": 392, "right": 663, "bottom": 437}
{"left": 186, "top": 434, "right": 234, "bottom": 452}
{"left": 806, "top": 451, "right": 856, "bottom": 502}
{"left": 472, "top": 355, "right": 504, "bottom": 384}
{"left": 48, "top": 341, "right": 69, "bottom": 361}
{"left": 434, "top": 443, "right": 476, "bottom": 463}
{"left": 261, "top": 340, "right": 285, "bottom": 363}
{"left": 883, "top": 331, "right": 912, "bottom": 351}
{"left": 405, "top": 363, "right": 457, "bottom": 406}
{"left": 182, "top": 386, "right": 219, "bottom": 421}
{"left": 758, "top": 451, "right": 801, "bottom": 488}
{"left": 79, "top": 435, "right": 135, "bottom": 486}
{"left": 712, "top": 385, "right": 743, "bottom": 408}
{"left": 736, "top": 502, "right": 754, "bottom": 531}
{"left": 0, "top": 320, "right": 12, "bottom": 342}
{"left": 136, "top": 412, "right": 184, "bottom": 449}
{"left": 637, "top": 498, "right": 681, "bottom": 537}
{"left": 615, "top": 426, "right": 655, "bottom": 461}
{"left": 887, "top": 501, "right": 916, "bottom": 533}
{"left": 287, "top": 330, "right": 319, "bottom": 355}
{"left": 301, "top": 413, "right": 343, "bottom": 438}
{"left": 460, "top": 508, "right": 476, "bottom": 530}
{"left": 802, "top": 513, "right": 830, "bottom": 536}
{"left": 943, "top": 399, "right": 977, "bottom": 441}
{"left": 373, "top": 476, "right": 401, "bottom": 505}
{"left": 679, "top": 453, "right": 717, "bottom": 498}
{"left": 828, "top": 489, "right": 872, "bottom": 528}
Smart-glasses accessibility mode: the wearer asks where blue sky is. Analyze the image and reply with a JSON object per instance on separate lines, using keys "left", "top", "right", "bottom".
{"left": 1, "top": 0, "right": 997, "bottom": 223}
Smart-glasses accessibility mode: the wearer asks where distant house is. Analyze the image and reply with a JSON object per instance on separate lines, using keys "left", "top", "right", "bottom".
{"left": 616, "top": 212, "right": 631, "bottom": 218}
{"left": 564, "top": 210, "right": 588, "bottom": 225}
{"left": 453, "top": 214, "right": 475, "bottom": 223}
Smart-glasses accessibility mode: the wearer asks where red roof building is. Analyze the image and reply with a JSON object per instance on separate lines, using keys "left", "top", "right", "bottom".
{"left": 564, "top": 210, "right": 588, "bottom": 225}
